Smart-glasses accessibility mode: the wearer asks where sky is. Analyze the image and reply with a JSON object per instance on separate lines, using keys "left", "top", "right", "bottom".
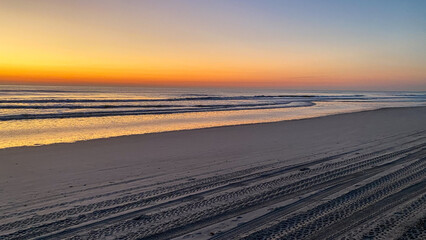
{"left": 0, "top": 0, "right": 425, "bottom": 90}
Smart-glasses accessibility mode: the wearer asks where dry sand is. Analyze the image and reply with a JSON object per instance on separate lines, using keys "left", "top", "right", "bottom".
{"left": 0, "top": 106, "right": 425, "bottom": 239}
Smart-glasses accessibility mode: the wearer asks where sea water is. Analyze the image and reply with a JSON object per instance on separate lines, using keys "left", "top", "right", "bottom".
{"left": 0, "top": 85, "right": 424, "bottom": 149}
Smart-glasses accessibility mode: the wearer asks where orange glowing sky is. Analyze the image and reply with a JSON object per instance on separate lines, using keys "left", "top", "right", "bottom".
{"left": 0, "top": 1, "right": 425, "bottom": 90}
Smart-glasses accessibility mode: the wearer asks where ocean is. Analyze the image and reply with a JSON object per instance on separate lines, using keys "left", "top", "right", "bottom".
{"left": 0, "top": 84, "right": 424, "bottom": 149}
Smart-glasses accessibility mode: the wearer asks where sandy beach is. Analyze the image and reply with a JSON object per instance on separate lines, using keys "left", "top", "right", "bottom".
{"left": 0, "top": 106, "right": 425, "bottom": 239}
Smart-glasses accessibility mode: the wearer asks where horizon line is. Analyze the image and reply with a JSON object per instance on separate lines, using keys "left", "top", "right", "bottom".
{"left": 1, "top": 80, "right": 425, "bottom": 92}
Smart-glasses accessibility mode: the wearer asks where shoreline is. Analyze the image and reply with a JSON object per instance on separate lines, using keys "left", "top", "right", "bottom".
{"left": 1, "top": 106, "right": 425, "bottom": 199}
{"left": 1, "top": 105, "right": 424, "bottom": 151}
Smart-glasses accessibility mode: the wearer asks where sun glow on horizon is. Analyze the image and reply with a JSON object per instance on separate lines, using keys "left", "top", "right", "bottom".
{"left": 0, "top": 1, "right": 425, "bottom": 90}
